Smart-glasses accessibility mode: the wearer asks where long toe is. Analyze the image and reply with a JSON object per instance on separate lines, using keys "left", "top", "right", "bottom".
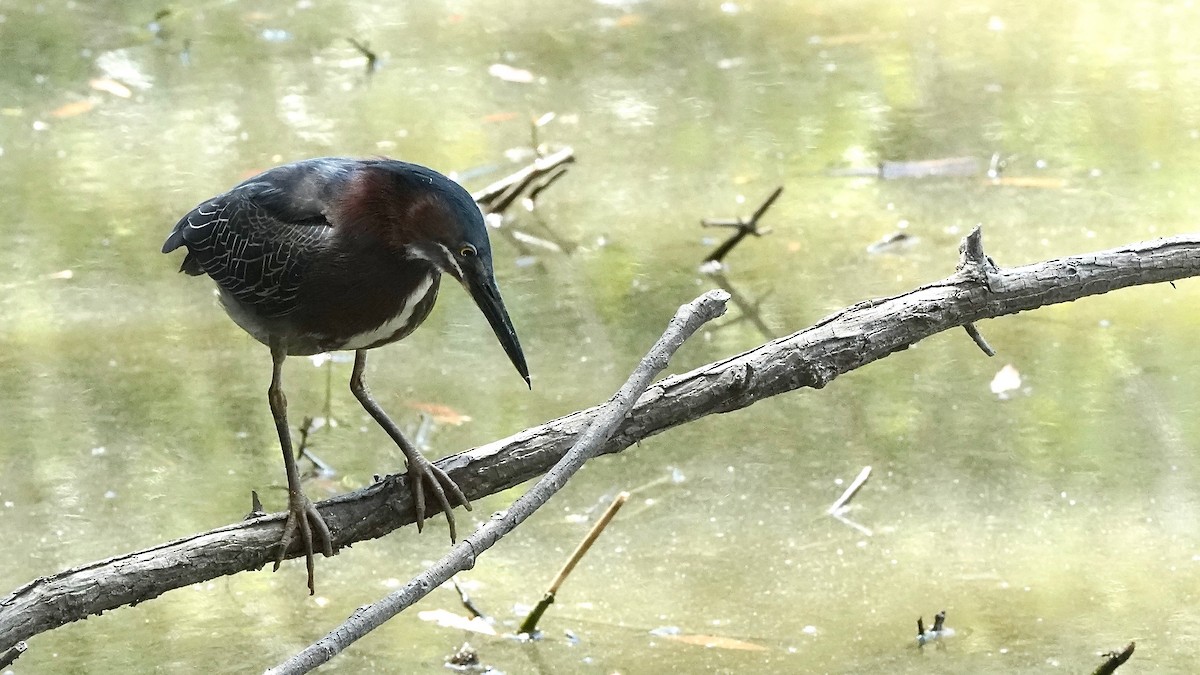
{"left": 274, "top": 491, "right": 334, "bottom": 594}
{"left": 405, "top": 456, "right": 471, "bottom": 543}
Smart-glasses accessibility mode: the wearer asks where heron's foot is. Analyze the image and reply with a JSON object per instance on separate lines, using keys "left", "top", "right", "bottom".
{"left": 274, "top": 488, "right": 334, "bottom": 594}
{"left": 400, "top": 452, "right": 472, "bottom": 542}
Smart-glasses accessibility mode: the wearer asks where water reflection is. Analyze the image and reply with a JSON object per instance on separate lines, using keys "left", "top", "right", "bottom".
{"left": 2, "top": 0, "right": 1200, "bottom": 672}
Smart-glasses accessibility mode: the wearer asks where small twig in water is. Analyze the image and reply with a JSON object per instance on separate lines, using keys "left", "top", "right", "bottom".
{"left": 474, "top": 147, "right": 575, "bottom": 216}
{"left": 701, "top": 187, "right": 783, "bottom": 265}
{"left": 1092, "top": 641, "right": 1135, "bottom": 675}
{"left": 451, "top": 579, "right": 488, "bottom": 621}
{"left": 828, "top": 466, "right": 871, "bottom": 514}
{"left": 916, "top": 610, "right": 954, "bottom": 647}
{"left": 294, "top": 416, "right": 334, "bottom": 478}
{"left": 530, "top": 112, "right": 556, "bottom": 157}
{"left": 346, "top": 37, "right": 378, "bottom": 74}
{"left": 828, "top": 466, "right": 873, "bottom": 536}
{"left": 518, "top": 491, "right": 629, "bottom": 636}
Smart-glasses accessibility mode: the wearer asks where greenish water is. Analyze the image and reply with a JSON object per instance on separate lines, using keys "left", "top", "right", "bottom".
{"left": 3, "top": 0, "right": 1200, "bottom": 672}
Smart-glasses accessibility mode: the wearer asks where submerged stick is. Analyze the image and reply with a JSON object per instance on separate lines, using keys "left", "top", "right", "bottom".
{"left": 451, "top": 579, "right": 487, "bottom": 621}
{"left": 828, "top": 466, "right": 872, "bottom": 514}
{"left": 701, "top": 187, "right": 783, "bottom": 264}
{"left": 0, "top": 641, "right": 26, "bottom": 668}
{"left": 518, "top": 491, "right": 629, "bottom": 635}
{"left": 1092, "top": 642, "right": 1135, "bottom": 675}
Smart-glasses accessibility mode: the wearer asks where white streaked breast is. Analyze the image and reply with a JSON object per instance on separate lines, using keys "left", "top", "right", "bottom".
{"left": 338, "top": 274, "right": 435, "bottom": 350}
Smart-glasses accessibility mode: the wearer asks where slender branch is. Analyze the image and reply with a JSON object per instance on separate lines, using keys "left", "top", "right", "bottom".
{"left": 4, "top": 231, "right": 1200, "bottom": 655}
{"left": 545, "top": 492, "right": 628, "bottom": 596}
{"left": 518, "top": 491, "right": 630, "bottom": 635}
{"left": 267, "top": 290, "right": 729, "bottom": 673}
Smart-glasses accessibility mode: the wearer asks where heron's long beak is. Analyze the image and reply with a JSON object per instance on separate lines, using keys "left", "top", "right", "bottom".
{"left": 463, "top": 262, "right": 530, "bottom": 388}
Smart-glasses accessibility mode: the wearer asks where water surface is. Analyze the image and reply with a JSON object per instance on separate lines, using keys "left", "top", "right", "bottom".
{"left": 2, "top": 1, "right": 1200, "bottom": 673}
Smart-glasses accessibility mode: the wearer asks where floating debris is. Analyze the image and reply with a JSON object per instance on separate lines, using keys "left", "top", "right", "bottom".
{"left": 418, "top": 609, "right": 497, "bottom": 636}
{"left": 50, "top": 99, "right": 96, "bottom": 119}
{"left": 866, "top": 231, "right": 916, "bottom": 254}
{"left": 89, "top": 77, "right": 132, "bottom": 98}
{"left": 989, "top": 363, "right": 1022, "bottom": 399}
{"left": 488, "top": 63, "right": 536, "bottom": 83}
{"left": 650, "top": 626, "right": 768, "bottom": 651}
{"left": 916, "top": 610, "right": 955, "bottom": 646}
{"left": 406, "top": 401, "right": 473, "bottom": 426}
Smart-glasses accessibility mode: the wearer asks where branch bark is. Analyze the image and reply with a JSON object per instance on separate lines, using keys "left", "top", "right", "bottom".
{"left": 3, "top": 229, "right": 1199, "bottom": 655}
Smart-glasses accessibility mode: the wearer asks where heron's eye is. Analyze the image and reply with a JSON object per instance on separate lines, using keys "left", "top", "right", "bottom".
{"left": 459, "top": 244, "right": 477, "bottom": 257}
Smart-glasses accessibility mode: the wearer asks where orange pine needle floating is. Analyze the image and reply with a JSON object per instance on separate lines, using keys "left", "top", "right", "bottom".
{"left": 988, "top": 176, "right": 1070, "bottom": 189}
{"left": 50, "top": 99, "right": 96, "bottom": 118}
{"left": 483, "top": 111, "right": 519, "bottom": 123}
{"left": 406, "top": 401, "right": 473, "bottom": 425}
{"left": 89, "top": 78, "right": 132, "bottom": 98}
{"left": 811, "top": 31, "right": 896, "bottom": 46}
{"left": 662, "top": 633, "right": 768, "bottom": 651}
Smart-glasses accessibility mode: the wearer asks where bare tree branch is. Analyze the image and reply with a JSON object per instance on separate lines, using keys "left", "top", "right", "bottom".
{"left": 3, "top": 229, "right": 1200, "bottom": 656}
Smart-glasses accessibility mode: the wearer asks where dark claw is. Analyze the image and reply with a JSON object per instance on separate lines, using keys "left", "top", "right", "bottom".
{"left": 274, "top": 491, "right": 333, "bottom": 595}
{"left": 404, "top": 455, "right": 472, "bottom": 543}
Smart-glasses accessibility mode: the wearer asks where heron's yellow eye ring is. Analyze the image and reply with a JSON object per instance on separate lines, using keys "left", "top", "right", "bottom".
{"left": 459, "top": 244, "right": 477, "bottom": 257}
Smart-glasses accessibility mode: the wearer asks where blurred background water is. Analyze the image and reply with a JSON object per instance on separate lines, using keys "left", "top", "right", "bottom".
{"left": 2, "top": 0, "right": 1200, "bottom": 672}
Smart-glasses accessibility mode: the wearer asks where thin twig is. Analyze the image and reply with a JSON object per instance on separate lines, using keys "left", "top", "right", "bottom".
{"left": 0, "top": 641, "right": 26, "bottom": 668}
{"left": 827, "top": 466, "right": 871, "bottom": 514}
{"left": 267, "top": 290, "right": 729, "bottom": 674}
{"left": 518, "top": 491, "right": 629, "bottom": 635}
{"left": 526, "top": 166, "right": 570, "bottom": 205}
{"left": 346, "top": 37, "right": 378, "bottom": 74}
{"left": 963, "top": 323, "right": 995, "bottom": 356}
{"left": 529, "top": 112, "right": 555, "bottom": 157}
{"left": 294, "top": 417, "right": 334, "bottom": 478}
{"left": 473, "top": 147, "right": 575, "bottom": 215}
{"left": 450, "top": 579, "right": 487, "bottom": 621}
{"left": 830, "top": 512, "right": 873, "bottom": 537}
{"left": 702, "top": 187, "right": 783, "bottom": 264}
{"left": 704, "top": 269, "right": 774, "bottom": 340}
{"left": 1093, "top": 642, "right": 1135, "bottom": 675}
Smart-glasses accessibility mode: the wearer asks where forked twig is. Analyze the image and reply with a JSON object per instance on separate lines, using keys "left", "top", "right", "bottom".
{"left": 702, "top": 187, "right": 783, "bottom": 264}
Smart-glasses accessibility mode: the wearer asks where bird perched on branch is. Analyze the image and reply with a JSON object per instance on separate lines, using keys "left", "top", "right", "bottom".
{"left": 163, "top": 157, "right": 530, "bottom": 593}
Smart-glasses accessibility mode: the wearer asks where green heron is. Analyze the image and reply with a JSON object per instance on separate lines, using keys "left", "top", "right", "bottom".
{"left": 163, "top": 157, "right": 529, "bottom": 592}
